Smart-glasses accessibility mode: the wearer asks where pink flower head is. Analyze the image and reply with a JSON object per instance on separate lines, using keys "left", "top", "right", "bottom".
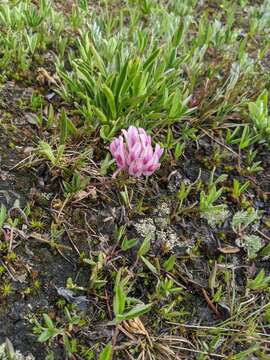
{"left": 109, "top": 126, "right": 163, "bottom": 178}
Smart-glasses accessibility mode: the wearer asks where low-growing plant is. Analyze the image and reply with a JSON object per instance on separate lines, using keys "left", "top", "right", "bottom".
{"left": 200, "top": 184, "right": 229, "bottom": 226}
{"left": 113, "top": 268, "right": 152, "bottom": 322}
{"left": 249, "top": 89, "right": 270, "bottom": 145}
{"left": 231, "top": 179, "right": 250, "bottom": 201}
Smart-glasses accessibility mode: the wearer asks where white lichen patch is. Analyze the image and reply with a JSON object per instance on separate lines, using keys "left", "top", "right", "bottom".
{"left": 0, "top": 342, "right": 35, "bottom": 360}
{"left": 133, "top": 217, "right": 156, "bottom": 240}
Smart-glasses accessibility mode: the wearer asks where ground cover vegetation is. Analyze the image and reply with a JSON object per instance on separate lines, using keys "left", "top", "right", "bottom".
{"left": 0, "top": 0, "right": 270, "bottom": 359}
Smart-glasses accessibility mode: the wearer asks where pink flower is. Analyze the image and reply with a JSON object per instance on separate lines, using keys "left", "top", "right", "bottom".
{"left": 109, "top": 136, "right": 127, "bottom": 169}
{"left": 109, "top": 126, "right": 163, "bottom": 177}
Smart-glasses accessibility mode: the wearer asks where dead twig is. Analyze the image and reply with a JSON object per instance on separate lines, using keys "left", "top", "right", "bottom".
{"left": 202, "top": 288, "right": 221, "bottom": 317}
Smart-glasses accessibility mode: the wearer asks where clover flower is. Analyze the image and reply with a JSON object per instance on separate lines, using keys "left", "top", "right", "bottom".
{"left": 109, "top": 126, "right": 163, "bottom": 177}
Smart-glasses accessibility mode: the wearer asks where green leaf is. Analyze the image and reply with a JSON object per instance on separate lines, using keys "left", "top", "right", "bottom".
{"left": 38, "top": 330, "right": 54, "bottom": 343}
{"left": 258, "top": 89, "right": 268, "bottom": 117}
{"left": 137, "top": 234, "right": 151, "bottom": 257}
{"left": 102, "top": 84, "right": 117, "bottom": 119}
{"left": 59, "top": 109, "right": 77, "bottom": 145}
{"left": 164, "top": 255, "right": 176, "bottom": 272}
{"left": 232, "top": 346, "right": 259, "bottom": 360}
{"left": 99, "top": 342, "right": 113, "bottom": 360}
{"left": 174, "top": 142, "right": 185, "bottom": 159}
{"left": 38, "top": 141, "right": 56, "bottom": 165}
{"left": 143, "top": 48, "right": 160, "bottom": 72}
{"left": 89, "top": 42, "right": 106, "bottom": 77}
{"left": 114, "top": 58, "right": 129, "bottom": 101}
{"left": 247, "top": 269, "right": 270, "bottom": 290}
{"left": 260, "top": 242, "right": 270, "bottom": 257}
{"left": 66, "top": 116, "right": 77, "bottom": 135}
{"left": 0, "top": 204, "right": 7, "bottom": 229}
{"left": 121, "top": 238, "right": 138, "bottom": 251}
{"left": 172, "top": 20, "right": 184, "bottom": 47}
{"left": 141, "top": 256, "right": 158, "bottom": 274}
{"left": 46, "top": 104, "right": 54, "bottom": 129}
{"left": 113, "top": 270, "right": 125, "bottom": 316}
{"left": 169, "top": 89, "right": 185, "bottom": 119}
{"left": 243, "top": 235, "right": 262, "bottom": 259}
{"left": 92, "top": 106, "right": 108, "bottom": 124}
{"left": 56, "top": 144, "right": 65, "bottom": 164}
{"left": 115, "top": 303, "right": 152, "bottom": 321}
{"left": 5, "top": 338, "right": 15, "bottom": 359}
{"left": 59, "top": 109, "right": 68, "bottom": 145}
{"left": 43, "top": 313, "right": 54, "bottom": 329}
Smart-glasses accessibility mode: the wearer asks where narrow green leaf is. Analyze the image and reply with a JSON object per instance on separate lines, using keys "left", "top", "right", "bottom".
{"left": 164, "top": 255, "right": 176, "bottom": 272}
{"left": 169, "top": 89, "right": 181, "bottom": 118}
{"left": 113, "top": 270, "right": 125, "bottom": 316}
{"left": 5, "top": 338, "right": 15, "bottom": 359}
{"left": 89, "top": 42, "right": 106, "bottom": 76}
{"left": 143, "top": 48, "right": 160, "bottom": 72}
{"left": 38, "top": 141, "right": 56, "bottom": 165}
{"left": 46, "top": 104, "right": 54, "bottom": 129}
{"left": 260, "top": 242, "right": 270, "bottom": 256}
{"left": 113, "top": 282, "right": 125, "bottom": 316}
{"left": 121, "top": 238, "right": 138, "bottom": 251}
{"left": 137, "top": 234, "right": 151, "bottom": 257}
{"left": 102, "top": 84, "right": 117, "bottom": 119}
{"left": 0, "top": 204, "right": 7, "bottom": 229}
{"left": 141, "top": 256, "right": 158, "bottom": 274}
{"left": 38, "top": 330, "right": 54, "bottom": 343}
{"left": 99, "top": 342, "right": 113, "bottom": 360}
{"left": 116, "top": 303, "right": 152, "bottom": 321}
{"left": 66, "top": 116, "right": 77, "bottom": 135}
{"left": 92, "top": 106, "right": 108, "bottom": 124}
{"left": 114, "top": 58, "right": 129, "bottom": 101}
{"left": 172, "top": 20, "right": 184, "bottom": 47}
{"left": 43, "top": 313, "right": 54, "bottom": 329}
{"left": 59, "top": 109, "right": 68, "bottom": 145}
{"left": 56, "top": 144, "right": 65, "bottom": 164}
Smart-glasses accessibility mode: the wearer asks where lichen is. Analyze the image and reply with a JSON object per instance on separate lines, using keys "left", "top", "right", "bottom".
{"left": 0, "top": 342, "right": 35, "bottom": 360}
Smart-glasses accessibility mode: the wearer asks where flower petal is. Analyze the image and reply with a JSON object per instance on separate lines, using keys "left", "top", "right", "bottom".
{"left": 129, "top": 159, "right": 143, "bottom": 177}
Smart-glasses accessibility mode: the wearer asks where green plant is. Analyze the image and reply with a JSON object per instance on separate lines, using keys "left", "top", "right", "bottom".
{"left": 83, "top": 252, "right": 107, "bottom": 289}
{"left": 1, "top": 283, "right": 13, "bottom": 297}
{"left": 225, "top": 125, "right": 258, "bottom": 150}
{"left": 113, "top": 269, "right": 152, "bottom": 322}
{"left": 200, "top": 185, "right": 229, "bottom": 226}
{"left": 175, "top": 182, "right": 192, "bottom": 213}
{"left": 35, "top": 314, "right": 65, "bottom": 343}
{"left": 37, "top": 141, "right": 65, "bottom": 168}
{"left": 231, "top": 179, "right": 250, "bottom": 201}
{"left": 232, "top": 208, "right": 259, "bottom": 235}
{"left": 232, "top": 208, "right": 262, "bottom": 258}
{"left": 99, "top": 342, "right": 113, "bottom": 360}
{"left": 155, "top": 277, "right": 182, "bottom": 298}
{"left": 63, "top": 173, "right": 88, "bottom": 197}
{"left": 56, "top": 16, "right": 194, "bottom": 137}
{"left": 0, "top": 204, "right": 7, "bottom": 229}
{"left": 247, "top": 269, "right": 270, "bottom": 291}
{"left": 163, "top": 254, "right": 176, "bottom": 272}
{"left": 249, "top": 89, "right": 270, "bottom": 145}
{"left": 244, "top": 149, "right": 263, "bottom": 173}
{"left": 116, "top": 225, "right": 138, "bottom": 251}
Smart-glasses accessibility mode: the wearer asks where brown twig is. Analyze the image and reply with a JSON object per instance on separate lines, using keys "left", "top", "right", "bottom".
{"left": 202, "top": 288, "right": 221, "bottom": 317}
{"left": 199, "top": 127, "right": 238, "bottom": 157}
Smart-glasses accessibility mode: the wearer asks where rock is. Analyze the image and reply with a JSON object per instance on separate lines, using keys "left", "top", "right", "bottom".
{"left": 167, "top": 171, "right": 183, "bottom": 193}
